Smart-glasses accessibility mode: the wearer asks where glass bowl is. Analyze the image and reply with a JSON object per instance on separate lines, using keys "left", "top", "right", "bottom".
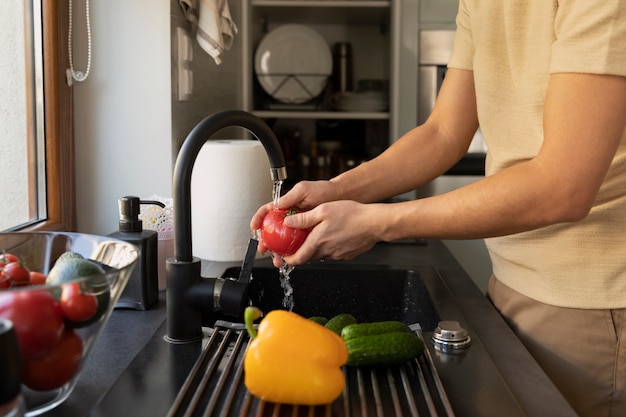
{"left": 0, "top": 232, "right": 138, "bottom": 416}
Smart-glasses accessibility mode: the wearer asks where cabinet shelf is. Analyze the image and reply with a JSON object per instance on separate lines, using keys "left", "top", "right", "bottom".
{"left": 243, "top": 0, "right": 400, "bottom": 181}
{"left": 252, "top": 1, "right": 391, "bottom": 7}
{"left": 251, "top": 0, "right": 391, "bottom": 25}
{"left": 252, "top": 110, "right": 390, "bottom": 120}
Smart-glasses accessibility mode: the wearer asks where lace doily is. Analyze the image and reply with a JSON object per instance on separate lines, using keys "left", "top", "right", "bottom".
{"left": 139, "top": 195, "right": 174, "bottom": 239}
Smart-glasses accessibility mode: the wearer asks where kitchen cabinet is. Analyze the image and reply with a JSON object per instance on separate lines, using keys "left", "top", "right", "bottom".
{"left": 420, "top": 0, "right": 458, "bottom": 26}
{"left": 241, "top": 0, "right": 407, "bottom": 183}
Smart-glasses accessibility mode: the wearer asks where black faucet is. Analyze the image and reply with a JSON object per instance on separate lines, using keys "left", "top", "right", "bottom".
{"left": 165, "top": 110, "right": 286, "bottom": 343}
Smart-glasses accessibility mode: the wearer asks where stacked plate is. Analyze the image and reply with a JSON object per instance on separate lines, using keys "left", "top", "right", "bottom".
{"left": 255, "top": 25, "right": 332, "bottom": 104}
{"left": 333, "top": 91, "right": 388, "bottom": 112}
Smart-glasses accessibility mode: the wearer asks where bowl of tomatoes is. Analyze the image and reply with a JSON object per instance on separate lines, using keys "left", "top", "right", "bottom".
{"left": 0, "top": 232, "right": 138, "bottom": 416}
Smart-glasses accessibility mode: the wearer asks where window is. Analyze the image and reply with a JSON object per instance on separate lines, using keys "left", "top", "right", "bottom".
{"left": 0, "top": 0, "right": 75, "bottom": 232}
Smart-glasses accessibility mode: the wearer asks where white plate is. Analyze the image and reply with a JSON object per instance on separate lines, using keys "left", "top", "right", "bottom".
{"left": 255, "top": 25, "right": 332, "bottom": 104}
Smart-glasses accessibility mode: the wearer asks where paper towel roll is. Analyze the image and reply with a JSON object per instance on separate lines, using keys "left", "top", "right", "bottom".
{"left": 191, "top": 140, "right": 273, "bottom": 261}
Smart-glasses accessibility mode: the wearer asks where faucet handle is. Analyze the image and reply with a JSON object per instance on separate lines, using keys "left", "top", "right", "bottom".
{"left": 238, "top": 238, "right": 259, "bottom": 285}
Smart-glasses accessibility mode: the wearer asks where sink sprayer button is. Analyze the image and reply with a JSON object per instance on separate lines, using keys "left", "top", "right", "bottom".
{"left": 432, "top": 320, "right": 472, "bottom": 352}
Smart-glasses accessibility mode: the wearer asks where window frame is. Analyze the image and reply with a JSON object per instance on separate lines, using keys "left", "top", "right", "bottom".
{"left": 25, "top": 0, "right": 76, "bottom": 232}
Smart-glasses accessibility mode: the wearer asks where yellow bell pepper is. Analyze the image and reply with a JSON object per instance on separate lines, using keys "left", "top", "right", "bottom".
{"left": 243, "top": 306, "right": 348, "bottom": 405}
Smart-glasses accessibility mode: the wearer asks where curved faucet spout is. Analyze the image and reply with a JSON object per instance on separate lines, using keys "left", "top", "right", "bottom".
{"left": 173, "top": 110, "right": 286, "bottom": 263}
{"left": 166, "top": 110, "right": 287, "bottom": 343}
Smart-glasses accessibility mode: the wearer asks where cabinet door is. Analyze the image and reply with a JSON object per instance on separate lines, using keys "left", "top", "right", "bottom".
{"left": 420, "top": 0, "right": 458, "bottom": 24}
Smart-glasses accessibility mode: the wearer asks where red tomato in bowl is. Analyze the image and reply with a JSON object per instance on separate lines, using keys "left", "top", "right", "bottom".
{"left": 0, "top": 273, "right": 9, "bottom": 289}
{"left": 0, "top": 253, "right": 22, "bottom": 288}
{"left": 260, "top": 208, "right": 310, "bottom": 256}
{"left": 0, "top": 252, "right": 19, "bottom": 268}
{"left": 29, "top": 271, "right": 48, "bottom": 285}
{"left": 60, "top": 282, "right": 98, "bottom": 323}
{"left": 23, "top": 329, "right": 83, "bottom": 391}
{"left": 0, "top": 290, "right": 64, "bottom": 359}
{"left": 2, "top": 261, "right": 31, "bottom": 287}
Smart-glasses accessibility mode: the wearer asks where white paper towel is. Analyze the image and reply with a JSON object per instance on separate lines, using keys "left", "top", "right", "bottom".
{"left": 191, "top": 140, "right": 273, "bottom": 261}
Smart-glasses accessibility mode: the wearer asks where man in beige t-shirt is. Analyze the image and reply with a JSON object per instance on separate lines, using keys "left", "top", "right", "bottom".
{"left": 251, "top": 2, "right": 626, "bottom": 416}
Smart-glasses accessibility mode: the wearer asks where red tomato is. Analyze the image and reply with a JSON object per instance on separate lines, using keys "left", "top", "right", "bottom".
{"left": 29, "top": 271, "right": 48, "bottom": 286}
{"left": 0, "top": 253, "right": 22, "bottom": 289}
{"left": 0, "top": 252, "right": 19, "bottom": 268}
{"left": 260, "top": 208, "right": 310, "bottom": 256}
{"left": 22, "top": 329, "right": 83, "bottom": 391}
{"left": 2, "top": 262, "right": 30, "bottom": 287}
{"left": 60, "top": 282, "right": 98, "bottom": 323}
{"left": 0, "top": 273, "right": 9, "bottom": 289}
{"left": 0, "top": 290, "right": 64, "bottom": 359}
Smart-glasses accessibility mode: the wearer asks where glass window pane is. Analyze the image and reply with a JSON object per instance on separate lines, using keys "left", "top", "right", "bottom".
{"left": 0, "top": 0, "right": 46, "bottom": 231}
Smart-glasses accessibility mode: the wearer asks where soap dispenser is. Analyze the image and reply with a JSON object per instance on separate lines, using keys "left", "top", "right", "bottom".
{"left": 109, "top": 196, "right": 164, "bottom": 310}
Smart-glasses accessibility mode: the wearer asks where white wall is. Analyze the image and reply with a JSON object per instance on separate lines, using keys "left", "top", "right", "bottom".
{"left": 73, "top": 0, "right": 172, "bottom": 234}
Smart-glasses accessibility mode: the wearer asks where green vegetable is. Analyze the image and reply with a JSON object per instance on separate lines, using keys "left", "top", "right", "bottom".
{"left": 55, "top": 251, "right": 85, "bottom": 263}
{"left": 325, "top": 313, "right": 357, "bottom": 335}
{"left": 46, "top": 252, "right": 110, "bottom": 327}
{"left": 46, "top": 253, "right": 105, "bottom": 285}
{"left": 345, "top": 331, "right": 425, "bottom": 367}
{"left": 308, "top": 316, "right": 328, "bottom": 326}
{"left": 341, "top": 321, "right": 411, "bottom": 341}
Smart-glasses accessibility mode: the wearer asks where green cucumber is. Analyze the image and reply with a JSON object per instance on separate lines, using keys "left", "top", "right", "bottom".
{"left": 345, "top": 332, "right": 425, "bottom": 366}
{"left": 308, "top": 316, "right": 328, "bottom": 326}
{"left": 341, "top": 321, "right": 410, "bottom": 341}
{"left": 325, "top": 313, "right": 357, "bottom": 335}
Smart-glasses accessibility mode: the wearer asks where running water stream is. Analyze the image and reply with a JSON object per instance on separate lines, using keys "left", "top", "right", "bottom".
{"left": 272, "top": 180, "right": 282, "bottom": 209}
{"left": 272, "top": 180, "right": 295, "bottom": 311}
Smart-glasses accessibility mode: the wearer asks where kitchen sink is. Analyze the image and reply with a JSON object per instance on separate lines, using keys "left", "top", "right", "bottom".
{"left": 168, "top": 264, "right": 454, "bottom": 417}
{"left": 90, "top": 242, "right": 578, "bottom": 417}
{"left": 172, "top": 263, "right": 452, "bottom": 417}
{"left": 221, "top": 263, "right": 441, "bottom": 331}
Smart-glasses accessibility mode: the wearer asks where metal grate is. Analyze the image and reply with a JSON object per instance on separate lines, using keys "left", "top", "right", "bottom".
{"left": 167, "top": 321, "right": 455, "bottom": 417}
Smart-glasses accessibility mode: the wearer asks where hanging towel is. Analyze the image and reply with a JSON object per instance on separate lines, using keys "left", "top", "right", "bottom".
{"left": 178, "top": 0, "right": 199, "bottom": 25}
{"left": 178, "top": 0, "right": 238, "bottom": 65}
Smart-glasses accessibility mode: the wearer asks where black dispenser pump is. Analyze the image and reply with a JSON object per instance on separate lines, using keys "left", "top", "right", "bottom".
{"left": 109, "top": 196, "right": 165, "bottom": 310}
{"left": 118, "top": 196, "right": 142, "bottom": 232}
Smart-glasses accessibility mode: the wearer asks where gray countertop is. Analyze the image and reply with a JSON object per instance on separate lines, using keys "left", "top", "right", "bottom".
{"left": 36, "top": 240, "right": 577, "bottom": 417}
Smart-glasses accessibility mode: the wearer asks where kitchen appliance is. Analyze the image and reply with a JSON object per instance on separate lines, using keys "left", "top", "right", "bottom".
{"left": 418, "top": 30, "right": 486, "bottom": 175}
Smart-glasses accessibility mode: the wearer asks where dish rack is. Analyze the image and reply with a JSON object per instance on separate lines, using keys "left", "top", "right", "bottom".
{"left": 166, "top": 321, "right": 455, "bottom": 417}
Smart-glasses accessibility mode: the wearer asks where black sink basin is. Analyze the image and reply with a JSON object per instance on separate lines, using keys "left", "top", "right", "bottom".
{"left": 91, "top": 241, "right": 578, "bottom": 417}
{"left": 222, "top": 264, "right": 441, "bottom": 331}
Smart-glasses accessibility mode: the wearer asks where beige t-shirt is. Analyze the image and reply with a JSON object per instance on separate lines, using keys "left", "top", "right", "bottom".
{"left": 448, "top": 0, "right": 626, "bottom": 308}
